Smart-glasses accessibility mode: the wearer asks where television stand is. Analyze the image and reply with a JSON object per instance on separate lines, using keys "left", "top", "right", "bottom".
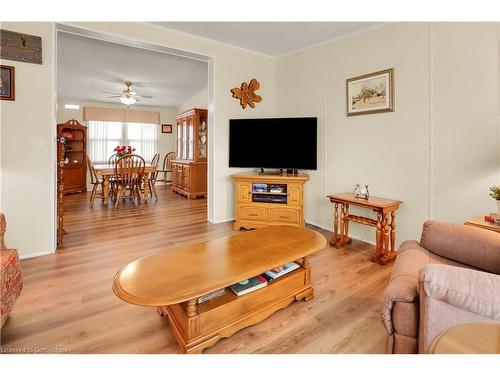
{"left": 232, "top": 171, "right": 309, "bottom": 230}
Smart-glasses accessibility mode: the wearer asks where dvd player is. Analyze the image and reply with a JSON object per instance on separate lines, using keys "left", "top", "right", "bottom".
{"left": 252, "top": 194, "right": 287, "bottom": 204}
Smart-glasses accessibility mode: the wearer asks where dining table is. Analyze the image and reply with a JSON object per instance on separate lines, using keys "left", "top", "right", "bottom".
{"left": 93, "top": 163, "right": 157, "bottom": 206}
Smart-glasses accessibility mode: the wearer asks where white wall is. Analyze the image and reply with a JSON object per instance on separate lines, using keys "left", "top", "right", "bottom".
{"left": 1, "top": 22, "right": 56, "bottom": 258}
{"left": 431, "top": 23, "right": 500, "bottom": 222}
{"left": 177, "top": 86, "right": 208, "bottom": 113}
{"left": 277, "top": 22, "right": 500, "bottom": 245}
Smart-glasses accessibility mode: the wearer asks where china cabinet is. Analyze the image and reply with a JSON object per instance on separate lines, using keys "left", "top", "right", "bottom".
{"left": 172, "top": 108, "right": 207, "bottom": 199}
{"left": 57, "top": 119, "right": 87, "bottom": 194}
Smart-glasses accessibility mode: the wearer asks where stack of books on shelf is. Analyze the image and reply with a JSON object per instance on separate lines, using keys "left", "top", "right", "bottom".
{"left": 229, "top": 262, "right": 301, "bottom": 297}
{"left": 197, "top": 288, "right": 226, "bottom": 304}
{"left": 485, "top": 213, "right": 500, "bottom": 226}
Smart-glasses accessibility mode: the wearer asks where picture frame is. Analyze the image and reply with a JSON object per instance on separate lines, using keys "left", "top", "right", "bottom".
{"left": 0, "top": 65, "right": 15, "bottom": 101}
{"left": 346, "top": 68, "right": 394, "bottom": 116}
{"left": 161, "top": 124, "right": 172, "bottom": 133}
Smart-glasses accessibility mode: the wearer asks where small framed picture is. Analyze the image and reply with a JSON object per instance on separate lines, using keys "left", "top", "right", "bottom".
{"left": 0, "top": 65, "right": 15, "bottom": 101}
{"left": 162, "top": 124, "right": 172, "bottom": 133}
{"left": 346, "top": 68, "right": 394, "bottom": 116}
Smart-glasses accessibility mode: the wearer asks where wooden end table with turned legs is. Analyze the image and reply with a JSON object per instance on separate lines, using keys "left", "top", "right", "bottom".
{"left": 327, "top": 193, "right": 402, "bottom": 265}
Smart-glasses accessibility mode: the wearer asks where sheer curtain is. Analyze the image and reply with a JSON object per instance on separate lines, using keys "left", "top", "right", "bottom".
{"left": 87, "top": 121, "right": 157, "bottom": 164}
{"left": 126, "top": 122, "right": 157, "bottom": 162}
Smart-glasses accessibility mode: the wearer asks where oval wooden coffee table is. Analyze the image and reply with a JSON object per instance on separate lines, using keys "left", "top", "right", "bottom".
{"left": 113, "top": 225, "right": 327, "bottom": 354}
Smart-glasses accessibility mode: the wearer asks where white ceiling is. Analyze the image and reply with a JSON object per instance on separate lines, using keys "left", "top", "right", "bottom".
{"left": 57, "top": 32, "right": 208, "bottom": 108}
{"left": 153, "top": 22, "right": 383, "bottom": 57}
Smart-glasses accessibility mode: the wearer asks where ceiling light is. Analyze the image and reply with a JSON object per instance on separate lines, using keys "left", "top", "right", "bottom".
{"left": 64, "top": 104, "right": 80, "bottom": 110}
{"left": 120, "top": 82, "right": 137, "bottom": 106}
{"left": 120, "top": 96, "right": 136, "bottom": 106}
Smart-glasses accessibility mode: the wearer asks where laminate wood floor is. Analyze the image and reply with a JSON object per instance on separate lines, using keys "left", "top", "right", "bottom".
{"left": 1, "top": 188, "right": 392, "bottom": 354}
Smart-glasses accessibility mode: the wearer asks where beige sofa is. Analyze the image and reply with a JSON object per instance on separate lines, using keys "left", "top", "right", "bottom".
{"left": 382, "top": 221, "right": 500, "bottom": 353}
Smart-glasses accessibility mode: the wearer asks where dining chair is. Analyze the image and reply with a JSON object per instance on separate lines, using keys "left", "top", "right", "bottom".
{"left": 113, "top": 154, "right": 146, "bottom": 209}
{"left": 147, "top": 153, "right": 160, "bottom": 201}
{"left": 86, "top": 155, "right": 104, "bottom": 208}
{"left": 108, "top": 154, "right": 119, "bottom": 166}
{"left": 158, "top": 152, "right": 176, "bottom": 187}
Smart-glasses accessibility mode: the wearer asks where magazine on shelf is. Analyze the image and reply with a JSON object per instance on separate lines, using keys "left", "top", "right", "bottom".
{"left": 230, "top": 276, "right": 268, "bottom": 296}
{"left": 197, "top": 288, "right": 226, "bottom": 304}
{"left": 263, "top": 262, "right": 300, "bottom": 281}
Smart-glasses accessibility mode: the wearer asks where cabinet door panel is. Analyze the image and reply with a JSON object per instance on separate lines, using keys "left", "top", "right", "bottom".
{"left": 237, "top": 183, "right": 251, "bottom": 203}
{"left": 182, "top": 165, "right": 191, "bottom": 190}
{"left": 288, "top": 185, "right": 302, "bottom": 205}
{"left": 172, "top": 164, "right": 178, "bottom": 186}
{"left": 64, "top": 167, "right": 84, "bottom": 191}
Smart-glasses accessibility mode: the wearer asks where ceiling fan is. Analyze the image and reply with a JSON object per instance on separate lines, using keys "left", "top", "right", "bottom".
{"left": 103, "top": 81, "right": 153, "bottom": 106}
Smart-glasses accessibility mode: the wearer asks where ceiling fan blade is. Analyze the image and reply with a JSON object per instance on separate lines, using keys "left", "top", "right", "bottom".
{"left": 136, "top": 95, "right": 154, "bottom": 98}
{"left": 103, "top": 91, "right": 121, "bottom": 95}
{"left": 107, "top": 95, "right": 122, "bottom": 98}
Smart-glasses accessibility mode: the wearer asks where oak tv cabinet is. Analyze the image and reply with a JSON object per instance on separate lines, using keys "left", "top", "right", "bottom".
{"left": 231, "top": 172, "right": 309, "bottom": 230}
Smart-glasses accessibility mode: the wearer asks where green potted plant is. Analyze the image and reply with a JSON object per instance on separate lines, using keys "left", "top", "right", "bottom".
{"left": 489, "top": 185, "right": 500, "bottom": 213}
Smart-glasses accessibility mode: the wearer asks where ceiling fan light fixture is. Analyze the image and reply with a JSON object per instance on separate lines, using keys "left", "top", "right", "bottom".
{"left": 120, "top": 96, "right": 136, "bottom": 106}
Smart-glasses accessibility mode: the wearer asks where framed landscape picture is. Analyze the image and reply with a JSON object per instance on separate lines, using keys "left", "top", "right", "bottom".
{"left": 0, "top": 65, "right": 15, "bottom": 101}
{"left": 346, "top": 68, "right": 394, "bottom": 116}
{"left": 161, "top": 124, "right": 172, "bottom": 133}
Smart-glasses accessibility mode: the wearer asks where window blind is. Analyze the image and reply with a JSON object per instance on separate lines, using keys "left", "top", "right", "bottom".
{"left": 83, "top": 106, "right": 160, "bottom": 124}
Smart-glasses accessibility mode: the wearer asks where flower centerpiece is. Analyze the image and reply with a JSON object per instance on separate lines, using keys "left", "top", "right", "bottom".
{"left": 113, "top": 145, "right": 136, "bottom": 158}
{"left": 489, "top": 185, "right": 500, "bottom": 213}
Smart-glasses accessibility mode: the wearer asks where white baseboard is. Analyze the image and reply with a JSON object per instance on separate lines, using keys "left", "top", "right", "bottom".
{"left": 211, "top": 217, "right": 236, "bottom": 224}
{"left": 305, "top": 220, "right": 376, "bottom": 247}
{"left": 19, "top": 249, "right": 55, "bottom": 260}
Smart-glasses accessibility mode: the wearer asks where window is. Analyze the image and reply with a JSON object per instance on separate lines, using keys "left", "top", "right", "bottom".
{"left": 87, "top": 121, "right": 157, "bottom": 163}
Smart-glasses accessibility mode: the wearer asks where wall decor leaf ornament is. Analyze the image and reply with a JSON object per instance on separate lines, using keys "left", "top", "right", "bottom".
{"left": 231, "top": 79, "right": 262, "bottom": 109}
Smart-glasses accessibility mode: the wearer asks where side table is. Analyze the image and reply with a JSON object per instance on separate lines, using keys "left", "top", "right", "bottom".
{"left": 428, "top": 323, "right": 500, "bottom": 354}
{"left": 464, "top": 215, "right": 500, "bottom": 234}
{"left": 327, "top": 193, "right": 402, "bottom": 265}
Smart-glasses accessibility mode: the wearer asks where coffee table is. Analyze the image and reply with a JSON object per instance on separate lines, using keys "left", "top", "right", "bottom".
{"left": 113, "top": 225, "right": 327, "bottom": 353}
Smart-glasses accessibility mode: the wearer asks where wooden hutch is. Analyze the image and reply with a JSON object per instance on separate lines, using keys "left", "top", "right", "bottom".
{"left": 171, "top": 108, "right": 208, "bottom": 199}
{"left": 57, "top": 119, "right": 87, "bottom": 194}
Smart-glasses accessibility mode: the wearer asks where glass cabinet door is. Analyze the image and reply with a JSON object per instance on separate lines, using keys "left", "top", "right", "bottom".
{"left": 198, "top": 119, "right": 207, "bottom": 159}
{"left": 188, "top": 117, "right": 194, "bottom": 160}
{"left": 176, "top": 123, "right": 182, "bottom": 157}
{"left": 182, "top": 120, "right": 188, "bottom": 159}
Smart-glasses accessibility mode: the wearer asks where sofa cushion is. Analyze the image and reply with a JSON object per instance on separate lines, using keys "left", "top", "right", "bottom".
{"left": 419, "top": 264, "right": 500, "bottom": 321}
{"left": 420, "top": 221, "right": 500, "bottom": 274}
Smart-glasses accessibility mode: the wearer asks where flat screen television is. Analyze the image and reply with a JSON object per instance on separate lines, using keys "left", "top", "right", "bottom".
{"left": 229, "top": 117, "right": 317, "bottom": 170}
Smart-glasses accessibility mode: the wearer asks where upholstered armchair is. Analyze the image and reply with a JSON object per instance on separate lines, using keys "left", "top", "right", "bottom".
{"left": 1, "top": 213, "right": 23, "bottom": 328}
{"left": 382, "top": 221, "right": 500, "bottom": 353}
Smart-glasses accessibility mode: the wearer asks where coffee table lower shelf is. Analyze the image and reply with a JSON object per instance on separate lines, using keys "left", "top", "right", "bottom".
{"left": 157, "top": 262, "right": 312, "bottom": 354}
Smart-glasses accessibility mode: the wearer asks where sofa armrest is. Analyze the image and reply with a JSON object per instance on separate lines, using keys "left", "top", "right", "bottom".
{"left": 382, "top": 275, "right": 419, "bottom": 335}
{"left": 418, "top": 264, "right": 500, "bottom": 352}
